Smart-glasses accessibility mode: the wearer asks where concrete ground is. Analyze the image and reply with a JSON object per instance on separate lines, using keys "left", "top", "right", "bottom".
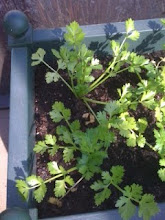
{"left": 0, "top": 109, "right": 9, "bottom": 212}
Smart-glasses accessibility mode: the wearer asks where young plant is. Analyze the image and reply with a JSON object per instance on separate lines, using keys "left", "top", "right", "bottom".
{"left": 31, "top": 19, "right": 153, "bottom": 123}
{"left": 16, "top": 162, "right": 76, "bottom": 202}
{"left": 31, "top": 21, "right": 102, "bottom": 99}
{"left": 31, "top": 19, "right": 145, "bottom": 105}
{"left": 91, "top": 166, "right": 159, "bottom": 220}
{"left": 16, "top": 102, "right": 114, "bottom": 201}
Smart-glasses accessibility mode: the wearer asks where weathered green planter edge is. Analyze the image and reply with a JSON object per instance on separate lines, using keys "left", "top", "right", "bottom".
{"left": 7, "top": 13, "right": 165, "bottom": 219}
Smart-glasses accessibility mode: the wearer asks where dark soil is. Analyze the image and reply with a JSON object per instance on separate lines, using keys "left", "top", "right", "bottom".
{"left": 35, "top": 51, "right": 165, "bottom": 219}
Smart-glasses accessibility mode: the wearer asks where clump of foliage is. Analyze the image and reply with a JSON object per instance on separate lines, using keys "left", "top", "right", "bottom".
{"left": 91, "top": 166, "right": 159, "bottom": 220}
{"left": 16, "top": 18, "right": 165, "bottom": 220}
{"left": 16, "top": 102, "right": 159, "bottom": 220}
{"left": 31, "top": 19, "right": 140, "bottom": 102}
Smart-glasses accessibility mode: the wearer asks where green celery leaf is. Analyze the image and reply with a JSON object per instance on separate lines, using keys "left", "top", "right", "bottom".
{"left": 158, "top": 168, "right": 165, "bottom": 181}
{"left": 50, "top": 110, "right": 63, "bottom": 123}
{"left": 161, "top": 19, "right": 165, "bottom": 25}
{"left": 141, "top": 91, "right": 156, "bottom": 109}
{"left": 111, "top": 40, "right": 120, "bottom": 56}
{"left": 96, "top": 127, "right": 115, "bottom": 147}
{"left": 126, "top": 132, "right": 137, "bottom": 147}
{"left": 63, "top": 147, "right": 74, "bottom": 162}
{"left": 116, "top": 196, "right": 136, "bottom": 220}
{"left": 56, "top": 125, "right": 68, "bottom": 136}
{"left": 77, "top": 154, "right": 93, "bottom": 180}
{"left": 123, "top": 184, "right": 143, "bottom": 200}
{"left": 128, "top": 30, "right": 140, "bottom": 41}
{"left": 74, "top": 84, "right": 89, "bottom": 98}
{"left": 125, "top": 18, "right": 135, "bottom": 34}
{"left": 154, "top": 129, "right": 165, "bottom": 154}
{"left": 31, "top": 60, "right": 41, "bottom": 66}
{"left": 155, "top": 107, "right": 163, "bottom": 122}
{"left": 64, "top": 21, "right": 85, "bottom": 45}
{"left": 121, "top": 51, "right": 130, "bottom": 61}
{"left": 34, "top": 183, "right": 47, "bottom": 203}
{"left": 137, "top": 134, "right": 146, "bottom": 148}
{"left": 141, "top": 91, "right": 156, "bottom": 102}
{"left": 33, "top": 141, "right": 47, "bottom": 154}
{"left": 119, "top": 129, "right": 130, "bottom": 138}
{"left": 94, "top": 188, "right": 111, "bottom": 206}
{"left": 48, "top": 145, "right": 59, "bottom": 156}
{"left": 67, "top": 61, "right": 77, "bottom": 72}
{"left": 119, "top": 83, "right": 131, "bottom": 99}
{"left": 102, "top": 171, "right": 111, "bottom": 185}
{"left": 54, "top": 179, "right": 66, "bottom": 197}
{"left": 31, "top": 48, "right": 46, "bottom": 66}
{"left": 91, "top": 64, "right": 102, "bottom": 70}
{"left": 84, "top": 170, "right": 93, "bottom": 180}
{"left": 91, "top": 180, "right": 104, "bottom": 191}
{"left": 45, "top": 71, "right": 60, "bottom": 83}
{"left": 56, "top": 125, "right": 73, "bottom": 144}
{"left": 47, "top": 161, "right": 62, "bottom": 175}
{"left": 70, "top": 120, "right": 80, "bottom": 132}
{"left": 51, "top": 49, "right": 61, "bottom": 58}
{"left": 126, "top": 116, "right": 138, "bottom": 130}
{"left": 104, "top": 101, "right": 120, "bottom": 118}
{"left": 159, "top": 158, "right": 165, "bottom": 167}
{"left": 16, "top": 180, "right": 29, "bottom": 200}
{"left": 65, "top": 176, "right": 74, "bottom": 186}
{"left": 45, "top": 134, "right": 56, "bottom": 145}
{"left": 139, "top": 194, "right": 159, "bottom": 220}
{"left": 60, "top": 131, "right": 73, "bottom": 144}
{"left": 84, "top": 74, "right": 95, "bottom": 83}
{"left": 137, "top": 118, "right": 148, "bottom": 133}
{"left": 57, "top": 60, "right": 66, "bottom": 70}
{"left": 26, "top": 175, "right": 41, "bottom": 187}
{"left": 50, "top": 101, "right": 71, "bottom": 122}
{"left": 80, "top": 44, "right": 88, "bottom": 57}
{"left": 60, "top": 46, "right": 69, "bottom": 61}
{"left": 96, "top": 111, "right": 109, "bottom": 126}
{"left": 111, "top": 166, "right": 125, "bottom": 185}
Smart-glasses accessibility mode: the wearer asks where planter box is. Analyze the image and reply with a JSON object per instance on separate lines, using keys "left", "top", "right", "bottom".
{"left": 6, "top": 14, "right": 165, "bottom": 219}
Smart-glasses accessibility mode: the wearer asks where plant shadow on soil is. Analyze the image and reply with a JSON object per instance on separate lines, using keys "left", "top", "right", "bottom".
{"left": 33, "top": 23, "right": 165, "bottom": 218}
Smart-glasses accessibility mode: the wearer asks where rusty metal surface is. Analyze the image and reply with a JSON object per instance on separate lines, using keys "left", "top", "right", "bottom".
{"left": 0, "top": 0, "right": 165, "bottom": 94}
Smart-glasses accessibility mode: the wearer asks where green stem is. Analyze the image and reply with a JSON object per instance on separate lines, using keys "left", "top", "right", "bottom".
{"left": 156, "top": 60, "right": 163, "bottom": 69}
{"left": 90, "top": 67, "right": 129, "bottom": 92}
{"left": 82, "top": 98, "right": 99, "bottom": 123}
{"left": 112, "top": 182, "right": 139, "bottom": 204}
{"left": 60, "top": 176, "right": 84, "bottom": 200}
{"left": 145, "top": 141, "right": 156, "bottom": 152}
{"left": 28, "top": 167, "right": 77, "bottom": 190}
{"left": 130, "top": 129, "right": 156, "bottom": 152}
{"left": 28, "top": 173, "right": 63, "bottom": 190}
{"left": 64, "top": 119, "right": 80, "bottom": 151}
{"left": 42, "top": 60, "right": 75, "bottom": 95}
{"left": 136, "top": 72, "right": 143, "bottom": 83}
{"left": 84, "top": 97, "right": 108, "bottom": 105}
{"left": 65, "top": 118, "right": 72, "bottom": 131}
{"left": 89, "top": 37, "right": 128, "bottom": 92}
{"left": 68, "top": 71, "right": 74, "bottom": 89}
{"left": 89, "top": 67, "right": 110, "bottom": 91}
{"left": 119, "top": 37, "right": 127, "bottom": 51}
